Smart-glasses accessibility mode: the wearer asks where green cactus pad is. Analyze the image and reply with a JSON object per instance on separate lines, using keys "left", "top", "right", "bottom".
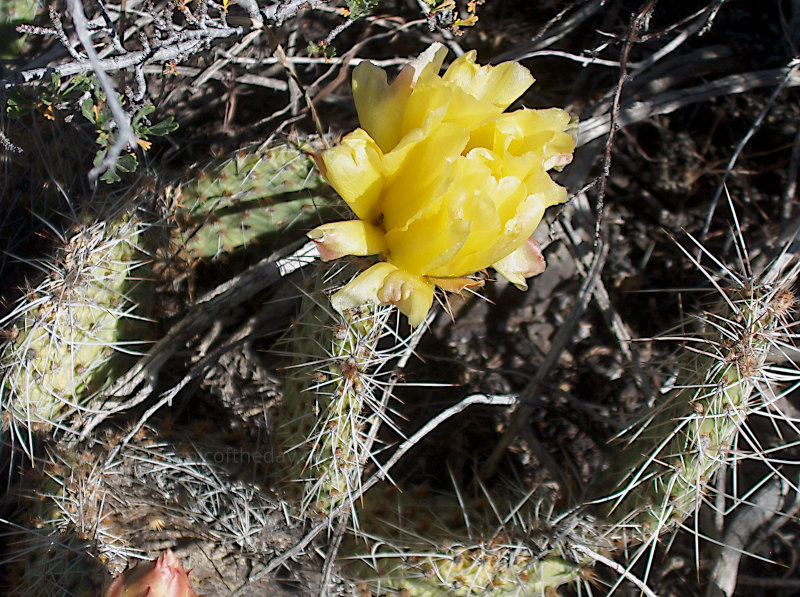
{"left": 597, "top": 283, "right": 794, "bottom": 543}
{"left": 172, "top": 143, "right": 338, "bottom": 260}
{"left": 348, "top": 485, "right": 583, "bottom": 596}
{"left": 384, "top": 547, "right": 578, "bottom": 597}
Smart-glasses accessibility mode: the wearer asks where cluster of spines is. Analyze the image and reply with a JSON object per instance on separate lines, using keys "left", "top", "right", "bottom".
{"left": 382, "top": 542, "right": 578, "bottom": 597}
{"left": 2, "top": 133, "right": 795, "bottom": 596}
{"left": 111, "top": 437, "right": 279, "bottom": 554}
{"left": 1, "top": 449, "right": 121, "bottom": 597}
{"left": 2, "top": 430, "right": 285, "bottom": 594}
{"left": 329, "top": 254, "right": 798, "bottom": 594}
{"left": 346, "top": 484, "right": 589, "bottom": 597}
{"left": 281, "top": 267, "right": 587, "bottom": 594}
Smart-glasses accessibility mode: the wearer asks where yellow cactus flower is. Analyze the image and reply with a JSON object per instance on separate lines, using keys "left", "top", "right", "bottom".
{"left": 308, "top": 43, "right": 576, "bottom": 326}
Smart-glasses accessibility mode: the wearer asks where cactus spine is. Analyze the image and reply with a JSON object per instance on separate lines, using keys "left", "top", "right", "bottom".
{"left": 596, "top": 281, "right": 794, "bottom": 547}
{"left": 281, "top": 265, "right": 587, "bottom": 594}
{"left": 336, "top": 246, "right": 799, "bottom": 595}
{"left": 383, "top": 545, "right": 578, "bottom": 597}
{"left": 344, "top": 484, "right": 588, "bottom": 596}
{"left": 3, "top": 450, "right": 122, "bottom": 597}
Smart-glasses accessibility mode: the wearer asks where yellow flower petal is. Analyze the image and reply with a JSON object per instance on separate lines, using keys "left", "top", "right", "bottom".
{"left": 379, "top": 126, "right": 428, "bottom": 182}
{"left": 318, "top": 43, "right": 576, "bottom": 325}
{"left": 307, "top": 220, "right": 388, "bottom": 261}
{"left": 330, "top": 263, "right": 435, "bottom": 327}
{"left": 492, "top": 237, "right": 546, "bottom": 290}
{"left": 331, "top": 262, "right": 398, "bottom": 313}
{"left": 321, "top": 129, "right": 384, "bottom": 223}
{"left": 407, "top": 43, "right": 449, "bottom": 85}
{"left": 403, "top": 76, "right": 500, "bottom": 136}
{"left": 467, "top": 108, "right": 574, "bottom": 160}
{"left": 441, "top": 87, "right": 508, "bottom": 130}
{"left": 543, "top": 151, "right": 574, "bottom": 172}
{"left": 384, "top": 156, "right": 489, "bottom": 273}
{"left": 389, "top": 157, "right": 486, "bottom": 276}
{"left": 523, "top": 164, "right": 569, "bottom": 209}
{"left": 443, "top": 50, "right": 534, "bottom": 110}
{"left": 431, "top": 177, "right": 529, "bottom": 276}
{"left": 353, "top": 61, "right": 414, "bottom": 153}
{"left": 470, "top": 193, "right": 546, "bottom": 269}
{"left": 376, "top": 269, "right": 435, "bottom": 327}
{"left": 356, "top": 43, "right": 450, "bottom": 149}
{"left": 401, "top": 79, "right": 453, "bottom": 136}
{"left": 491, "top": 173, "right": 532, "bottom": 223}
{"left": 386, "top": 212, "right": 472, "bottom": 275}
{"left": 381, "top": 123, "right": 469, "bottom": 231}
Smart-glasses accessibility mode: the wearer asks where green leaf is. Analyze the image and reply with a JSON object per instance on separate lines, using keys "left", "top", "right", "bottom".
{"left": 132, "top": 103, "right": 155, "bottom": 128}
{"left": 100, "top": 167, "right": 122, "bottom": 184}
{"left": 95, "top": 130, "right": 110, "bottom": 149}
{"left": 81, "top": 97, "right": 96, "bottom": 123}
{"left": 5, "top": 89, "right": 32, "bottom": 119}
{"left": 92, "top": 149, "right": 129, "bottom": 184}
{"left": 93, "top": 148, "right": 107, "bottom": 166}
{"left": 61, "top": 73, "right": 91, "bottom": 102}
{"left": 147, "top": 117, "right": 179, "bottom": 137}
{"left": 116, "top": 153, "right": 138, "bottom": 173}
{"left": 93, "top": 149, "right": 120, "bottom": 184}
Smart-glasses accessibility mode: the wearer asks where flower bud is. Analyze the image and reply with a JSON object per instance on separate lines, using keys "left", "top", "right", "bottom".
{"left": 103, "top": 550, "right": 197, "bottom": 597}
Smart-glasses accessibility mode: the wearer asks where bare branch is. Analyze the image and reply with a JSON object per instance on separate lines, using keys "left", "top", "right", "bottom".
{"left": 1, "top": 25, "right": 245, "bottom": 91}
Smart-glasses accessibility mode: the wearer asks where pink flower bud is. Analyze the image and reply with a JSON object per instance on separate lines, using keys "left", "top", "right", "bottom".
{"left": 104, "top": 550, "right": 197, "bottom": 597}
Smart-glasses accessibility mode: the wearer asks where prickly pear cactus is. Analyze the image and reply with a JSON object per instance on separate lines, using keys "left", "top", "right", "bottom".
{"left": 278, "top": 267, "right": 584, "bottom": 594}
{"left": 0, "top": 211, "right": 147, "bottom": 435}
{"left": 280, "top": 264, "right": 395, "bottom": 518}
{"left": 170, "top": 142, "right": 336, "bottom": 260}
{"left": 596, "top": 280, "right": 796, "bottom": 546}
{"left": 347, "top": 484, "right": 584, "bottom": 596}
{"left": 383, "top": 545, "right": 578, "bottom": 597}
